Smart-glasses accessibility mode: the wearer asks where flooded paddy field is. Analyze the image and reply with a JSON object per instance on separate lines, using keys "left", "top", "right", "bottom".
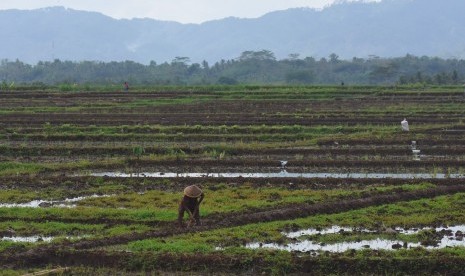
{"left": 1, "top": 86, "right": 465, "bottom": 275}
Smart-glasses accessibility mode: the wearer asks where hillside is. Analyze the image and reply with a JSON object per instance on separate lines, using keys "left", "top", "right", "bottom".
{"left": 1, "top": 0, "right": 465, "bottom": 64}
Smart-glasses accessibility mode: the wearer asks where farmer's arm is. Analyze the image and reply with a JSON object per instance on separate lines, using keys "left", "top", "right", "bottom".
{"left": 191, "top": 193, "right": 204, "bottom": 218}
{"left": 198, "top": 193, "right": 204, "bottom": 205}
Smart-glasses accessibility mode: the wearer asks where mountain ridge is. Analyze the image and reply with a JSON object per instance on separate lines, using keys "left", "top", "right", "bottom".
{"left": 1, "top": 0, "right": 465, "bottom": 64}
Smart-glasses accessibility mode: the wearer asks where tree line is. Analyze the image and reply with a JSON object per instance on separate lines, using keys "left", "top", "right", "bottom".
{"left": 1, "top": 50, "right": 464, "bottom": 86}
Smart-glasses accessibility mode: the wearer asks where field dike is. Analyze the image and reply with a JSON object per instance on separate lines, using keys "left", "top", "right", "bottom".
{"left": 2, "top": 184, "right": 465, "bottom": 274}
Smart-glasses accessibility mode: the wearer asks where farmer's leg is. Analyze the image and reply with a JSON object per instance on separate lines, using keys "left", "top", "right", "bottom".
{"left": 177, "top": 205, "right": 186, "bottom": 226}
{"left": 193, "top": 205, "right": 201, "bottom": 225}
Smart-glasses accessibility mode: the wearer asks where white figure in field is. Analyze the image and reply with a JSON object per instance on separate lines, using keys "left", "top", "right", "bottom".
{"left": 401, "top": 118, "right": 409, "bottom": 131}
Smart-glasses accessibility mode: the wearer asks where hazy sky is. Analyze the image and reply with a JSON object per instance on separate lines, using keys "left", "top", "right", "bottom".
{"left": 0, "top": 0, "right": 379, "bottom": 23}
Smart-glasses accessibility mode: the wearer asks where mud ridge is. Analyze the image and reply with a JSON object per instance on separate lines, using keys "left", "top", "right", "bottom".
{"left": 3, "top": 243, "right": 465, "bottom": 275}
{"left": 2, "top": 185, "right": 465, "bottom": 269}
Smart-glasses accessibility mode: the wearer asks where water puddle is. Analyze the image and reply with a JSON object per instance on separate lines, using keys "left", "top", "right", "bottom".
{"left": 1, "top": 235, "right": 90, "bottom": 243}
{"left": 285, "top": 225, "right": 375, "bottom": 238}
{"left": 1, "top": 236, "right": 53, "bottom": 243}
{"left": 0, "top": 194, "right": 110, "bottom": 208}
{"left": 245, "top": 225, "right": 465, "bottom": 253}
{"left": 247, "top": 238, "right": 412, "bottom": 252}
{"left": 91, "top": 171, "right": 465, "bottom": 179}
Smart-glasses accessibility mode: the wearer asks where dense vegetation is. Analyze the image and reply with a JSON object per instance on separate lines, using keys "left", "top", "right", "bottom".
{"left": 1, "top": 51, "right": 464, "bottom": 87}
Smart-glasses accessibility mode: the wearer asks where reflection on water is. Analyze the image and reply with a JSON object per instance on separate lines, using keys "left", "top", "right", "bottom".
{"left": 0, "top": 194, "right": 110, "bottom": 208}
{"left": 91, "top": 171, "right": 465, "bottom": 179}
{"left": 285, "top": 225, "right": 374, "bottom": 238}
{"left": 1, "top": 235, "right": 90, "bottom": 243}
{"left": 247, "top": 238, "right": 414, "bottom": 252}
{"left": 245, "top": 225, "right": 465, "bottom": 253}
{"left": 1, "top": 236, "right": 53, "bottom": 243}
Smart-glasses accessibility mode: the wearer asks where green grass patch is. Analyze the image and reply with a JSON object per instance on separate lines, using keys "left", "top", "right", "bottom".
{"left": 120, "top": 192, "right": 465, "bottom": 254}
{"left": 0, "top": 162, "right": 46, "bottom": 176}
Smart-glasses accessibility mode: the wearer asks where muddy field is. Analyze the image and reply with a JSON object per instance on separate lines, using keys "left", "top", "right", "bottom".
{"left": 1, "top": 86, "right": 465, "bottom": 275}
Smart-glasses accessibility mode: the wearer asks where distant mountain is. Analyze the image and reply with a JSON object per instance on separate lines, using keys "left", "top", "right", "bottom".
{"left": 1, "top": 0, "right": 465, "bottom": 64}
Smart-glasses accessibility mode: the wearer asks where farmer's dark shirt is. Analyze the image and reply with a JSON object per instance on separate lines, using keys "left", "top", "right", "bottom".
{"left": 177, "top": 194, "right": 204, "bottom": 226}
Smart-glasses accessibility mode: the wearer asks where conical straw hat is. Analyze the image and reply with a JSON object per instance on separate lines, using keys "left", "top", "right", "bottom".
{"left": 183, "top": 185, "right": 203, "bottom": 198}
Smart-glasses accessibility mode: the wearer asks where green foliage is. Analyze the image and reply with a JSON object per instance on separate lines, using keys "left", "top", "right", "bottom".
{"left": 0, "top": 80, "right": 15, "bottom": 91}
{"left": 0, "top": 220, "right": 105, "bottom": 236}
{"left": 217, "top": 76, "right": 238, "bottom": 85}
{"left": 0, "top": 162, "right": 45, "bottom": 175}
{"left": 2, "top": 85, "right": 465, "bottom": 274}
{"left": 132, "top": 146, "right": 145, "bottom": 158}
{"left": 115, "top": 191, "right": 465, "bottom": 264}
{"left": 129, "top": 238, "right": 213, "bottom": 253}
{"left": 1, "top": 53, "right": 464, "bottom": 85}
{"left": 0, "top": 206, "right": 173, "bottom": 223}
{"left": 58, "top": 83, "right": 76, "bottom": 91}
{"left": 0, "top": 190, "right": 41, "bottom": 203}
{"left": 285, "top": 70, "right": 314, "bottom": 84}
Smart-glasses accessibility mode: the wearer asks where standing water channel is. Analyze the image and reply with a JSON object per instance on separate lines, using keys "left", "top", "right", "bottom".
{"left": 0, "top": 194, "right": 110, "bottom": 208}
{"left": 91, "top": 171, "right": 465, "bottom": 179}
{"left": 245, "top": 225, "right": 465, "bottom": 253}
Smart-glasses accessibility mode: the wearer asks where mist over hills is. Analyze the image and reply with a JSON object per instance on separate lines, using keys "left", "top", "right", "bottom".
{"left": 1, "top": 0, "right": 465, "bottom": 64}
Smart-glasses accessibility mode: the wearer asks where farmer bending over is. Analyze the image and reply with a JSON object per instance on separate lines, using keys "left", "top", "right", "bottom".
{"left": 178, "top": 185, "right": 204, "bottom": 227}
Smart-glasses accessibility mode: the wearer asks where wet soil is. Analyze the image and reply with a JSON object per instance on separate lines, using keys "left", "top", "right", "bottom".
{"left": 2, "top": 185, "right": 465, "bottom": 273}
{"left": 1, "top": 174, "right": 464, "bottom": 192}
{"left": 2, "top": 89, "right": 465, "bottom": 274}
